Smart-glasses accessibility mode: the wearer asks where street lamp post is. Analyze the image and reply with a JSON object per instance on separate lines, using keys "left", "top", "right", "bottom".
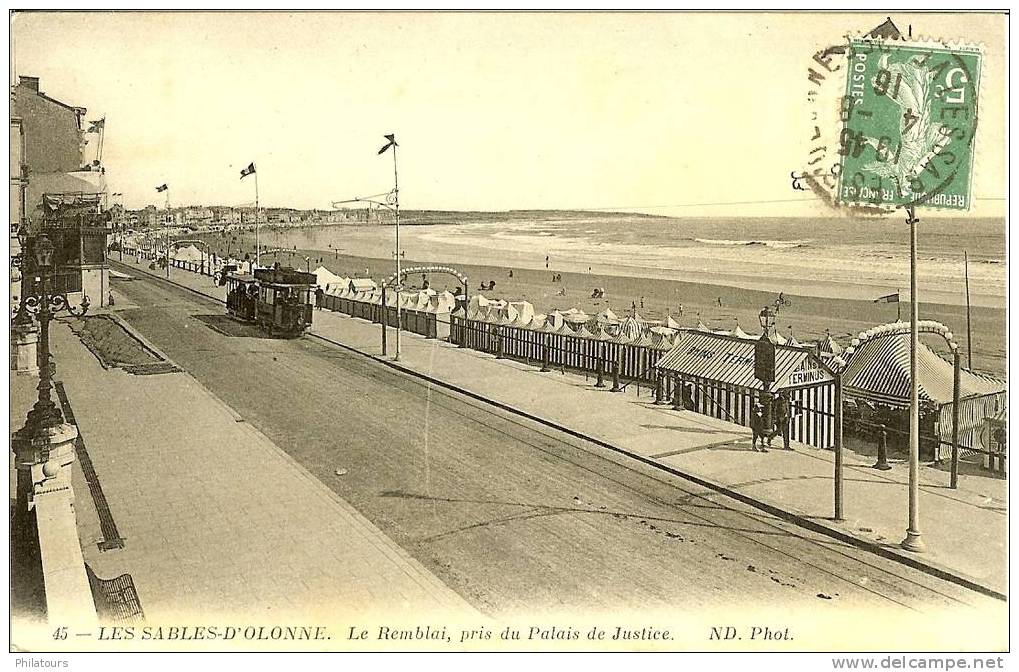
{"left": 11, "top": 234, "right": 90, "bottom": 535}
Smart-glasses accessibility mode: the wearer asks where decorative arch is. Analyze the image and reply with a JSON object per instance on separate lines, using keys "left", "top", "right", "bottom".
{"left": 836, "top": 320, "right": 960, "bottom": 369}
{"left": 170, "top": 239, "right": 213, "bottom": 253}
{"left": 383, "top": 265, "right": 468, "bottom": 290}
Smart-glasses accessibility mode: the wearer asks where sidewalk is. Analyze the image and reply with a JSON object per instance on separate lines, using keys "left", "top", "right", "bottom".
{"left": 117, "top": 261, "right": 1009, "bottom": 597}
{"left": 11, "top": 301, "right": 476, "bottom": 627}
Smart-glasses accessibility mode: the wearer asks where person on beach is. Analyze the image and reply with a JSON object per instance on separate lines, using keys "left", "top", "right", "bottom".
{"left": 768, "top": 391, "right": 793, "bottom": 450}
{"left": 315, "top": 286, "right": 324, "bottom": 310}
{"left": 750, "top": 404, "right": 768, "bottom": 452}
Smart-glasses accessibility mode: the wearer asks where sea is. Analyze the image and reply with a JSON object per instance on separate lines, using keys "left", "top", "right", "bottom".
{"left": 269, "top": 214, "right": 1005, "bottom": 309}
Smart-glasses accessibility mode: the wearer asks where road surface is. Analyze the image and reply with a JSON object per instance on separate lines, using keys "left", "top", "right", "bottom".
{"left": 107, "top": 266, "right": 998, "bottom": 619}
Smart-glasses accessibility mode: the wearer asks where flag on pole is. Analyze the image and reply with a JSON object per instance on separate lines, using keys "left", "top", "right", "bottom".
{"left": 378, "top": 134, "right": 398, "bottom": 155}
{"left": 240, "top": 162, "right": 256, "bottom": 179}
{"left": 87, "top": 118, "right": 105, "bottom": 133}
{"left": 873, "top": 292, "right": 900, "bottom": 303}
{"left": 155, "top": 184, "right": 168, "bottom": 192}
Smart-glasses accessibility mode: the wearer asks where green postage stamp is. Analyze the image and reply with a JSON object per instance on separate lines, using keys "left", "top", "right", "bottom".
{"left": 837, "top": 38, "right": 981, "bottom": 210}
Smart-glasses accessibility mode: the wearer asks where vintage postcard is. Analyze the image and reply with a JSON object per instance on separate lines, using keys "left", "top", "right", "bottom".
{"left": 6, "top": 9, "right": 1009, "bottom": 662}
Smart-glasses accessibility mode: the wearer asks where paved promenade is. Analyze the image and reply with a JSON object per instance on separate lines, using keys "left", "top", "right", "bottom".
{"left": 116, "top": 261, "right": 1008, "bottom": 597}
{"left": 11, "top": 300, "right": 476, "bottom": 630}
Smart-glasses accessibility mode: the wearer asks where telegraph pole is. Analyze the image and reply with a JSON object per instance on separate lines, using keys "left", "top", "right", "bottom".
{"left": 902, "top": 206, "right": 924, "bottom": 553}
{"left": 964, "top": 251, "right": 973, "bottom": 369}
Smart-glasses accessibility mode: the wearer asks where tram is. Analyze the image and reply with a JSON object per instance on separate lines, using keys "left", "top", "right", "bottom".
{"left": 225, "top": 266, "right": 316, "bottom": 337}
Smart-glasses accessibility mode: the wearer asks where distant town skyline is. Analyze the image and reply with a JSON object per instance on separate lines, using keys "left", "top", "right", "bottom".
{"left": 12, "top": 12, "right": 1006, "bottom": 217}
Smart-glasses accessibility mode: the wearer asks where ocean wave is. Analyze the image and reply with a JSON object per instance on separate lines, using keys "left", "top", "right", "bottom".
{"left": 693, "top": 237, "right": 810, "bottom": 249}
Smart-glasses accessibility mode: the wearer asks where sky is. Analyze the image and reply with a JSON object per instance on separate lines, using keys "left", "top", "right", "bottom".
{"left": 10, "top": 11, "right": 1007, "bottom": 216}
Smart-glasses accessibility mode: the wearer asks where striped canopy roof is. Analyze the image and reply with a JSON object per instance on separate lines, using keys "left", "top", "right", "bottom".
{"left": 656, "top": 330, "right": 834, "bottom": 391}
{"left": 841, "top": 333, "right": 1005, "bottom": 407}
{"left": 617, "top": 316, "right": 646, "bottom": 341}
{"left": 818, "top": 333, "right": 844, "bottom": 355}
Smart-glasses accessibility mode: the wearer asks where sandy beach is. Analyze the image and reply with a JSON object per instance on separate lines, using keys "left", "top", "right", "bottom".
{"left": 193, "top": 230, "right": 1006, "bottom": 378}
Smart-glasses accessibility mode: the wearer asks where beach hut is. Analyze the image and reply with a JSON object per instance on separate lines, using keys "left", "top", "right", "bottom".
{"left": 596, "top": 308, "right": 620, "bottom": 327}
{"left": 545, "top": 310, "right": 565, "bottom": 331}
{"left": 650, "top": 331, "right": 674, "bottom": 351}
{"left": 562, "top": 308, "right": 590, "bottom": 324}
{"left": 312, "top": 266, "right": 344, "bottom": 289}
{"left": 840, "top": 328, "right": 1006, "bottom": 460}
{"left": 508, "top": 300, "right": 535, "bottom": 325}
{"left": 616, "top": 315, "right": 645, "bottom": 342}
{"left": 434, "top": 290, "right": 457, "bottom": 314}
{"left": 817, "top": 332, "right": 845, "bottom": 357}
{"left": 656, "top": 330, "right": 838, "bottom": 449}
{"left": 349, "top": 278, "right": 378, "bottom": 293}
{"left": 732, "top": 323, "right": 754, "bottom": 340}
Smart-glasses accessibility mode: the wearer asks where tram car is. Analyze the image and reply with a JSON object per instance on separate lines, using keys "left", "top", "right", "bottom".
{"left": 225, "top": 266, "right": 316, "bottom": 337}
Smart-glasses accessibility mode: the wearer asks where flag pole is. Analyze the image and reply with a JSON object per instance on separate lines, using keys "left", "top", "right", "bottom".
{"left": 964, "top": 250, "right": 973, "bottom": 369}
{"left": 897, "top": 288, "right": 901, "bottom": 322}
{"left": 254, "top": 168, "right": 260, "bottom": 269}
{"left": 902, "top": 206, "right": 924, "bottom": 553}
{"left": 165, "top": 187, "right": 171, "bottom": 278}
{"left": 392, "top": 140, "right": 401, "bottom": 362}
{"left": 97, "top": 117, "right": 105, "bottom": 166}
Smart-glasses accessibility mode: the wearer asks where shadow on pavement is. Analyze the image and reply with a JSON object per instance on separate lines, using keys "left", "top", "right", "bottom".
{"left": 193, "top": 314, "right": 268, "bottom": 339}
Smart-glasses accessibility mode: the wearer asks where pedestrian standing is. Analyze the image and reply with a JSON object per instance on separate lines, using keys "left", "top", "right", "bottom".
{"left": 750, "top": 404, "right": 768, "bottom": 452}
{"left": 315, "top": 286, "right": 324, "bottom": 310}
{"left": 769, "top": 391, "right": 793, "bottom": 449}
{"left": 760, "top": 391, "right": 774, "bottom": 443}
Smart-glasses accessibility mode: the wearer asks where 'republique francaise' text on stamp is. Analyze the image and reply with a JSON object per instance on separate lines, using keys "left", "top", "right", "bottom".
{"left": 837, "top": 38, "right": 981, "bottom": 211}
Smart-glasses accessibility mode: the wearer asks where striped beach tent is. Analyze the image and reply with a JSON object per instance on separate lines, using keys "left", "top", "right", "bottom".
{"left": 818, "top": 332, "right": 844, "bottom": 356}
{"left": 841, "top": 333, "right": 1004, "bottom": 408}
{"left": 732, "top": 323, "right": 754, "bottom": 340}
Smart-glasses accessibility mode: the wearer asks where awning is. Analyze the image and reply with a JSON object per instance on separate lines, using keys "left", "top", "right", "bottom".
{"left": 842, "top": 333, "right": 1005, "bottom": 407}
{"left": 656, "top": 330, "right": 835, "bottom": 391}
{"left": 28, "top": 171, "right": 105, "bottom": 215}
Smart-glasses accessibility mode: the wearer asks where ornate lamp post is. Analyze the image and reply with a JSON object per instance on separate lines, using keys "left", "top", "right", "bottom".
{"left": 11, "top": 234, "right": 90, "bottom": 523}
{"left": 11, "top": 229, "right": 40, "bottom": 375}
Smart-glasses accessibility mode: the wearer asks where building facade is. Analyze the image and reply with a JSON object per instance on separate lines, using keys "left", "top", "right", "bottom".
{"left": 12, "top": 75, "right": 111, "bottom": 306}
